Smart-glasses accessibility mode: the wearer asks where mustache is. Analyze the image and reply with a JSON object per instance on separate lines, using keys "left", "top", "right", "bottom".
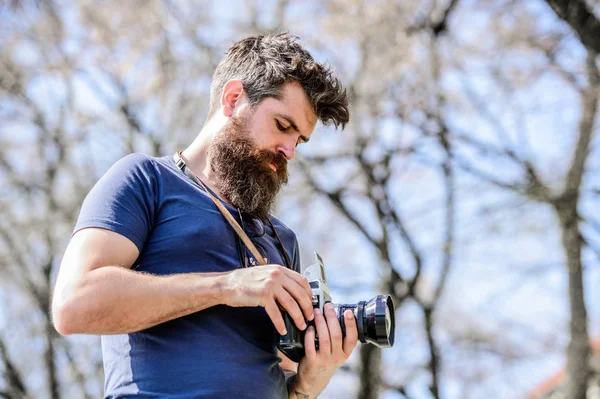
{"left": 254, "top": 148, "right": 288, "bottom": 176}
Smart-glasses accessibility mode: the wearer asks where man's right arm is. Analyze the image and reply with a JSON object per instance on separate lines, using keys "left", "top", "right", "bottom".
{"left": 51, "top": 227, "right": 314, "bottom": 335}
{"left": 52, "top": 227, "right": 229, "bottom": 335}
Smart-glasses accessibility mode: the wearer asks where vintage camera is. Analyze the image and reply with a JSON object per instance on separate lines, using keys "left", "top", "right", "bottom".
{"left": 277, "top": 252, "right": 395, "bottom": 362}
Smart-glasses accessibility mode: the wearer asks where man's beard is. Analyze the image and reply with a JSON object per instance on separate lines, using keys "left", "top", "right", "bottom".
{"left": 207, "top": 116, "right": 289, "bottom": 220}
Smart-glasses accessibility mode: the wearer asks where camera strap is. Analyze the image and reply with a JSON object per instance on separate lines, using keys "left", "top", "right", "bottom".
{"left": 173, "top": 151, "right": 291, "bottom": 269}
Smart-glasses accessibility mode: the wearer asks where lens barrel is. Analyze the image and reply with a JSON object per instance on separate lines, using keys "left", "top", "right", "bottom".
{"left": 279, "top": 295, "right": 395, "bottom": 363}
{"left": 335, "top": 295, "right": 395, "bottom": 348}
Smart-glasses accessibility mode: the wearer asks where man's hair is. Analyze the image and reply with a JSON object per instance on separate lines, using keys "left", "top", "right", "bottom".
{"left": 208, "top": 32, "right": 349, "bottom": 129}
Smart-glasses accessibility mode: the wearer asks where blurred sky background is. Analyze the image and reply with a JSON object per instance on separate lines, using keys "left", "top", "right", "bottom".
{"left": 1, "top": 1, "right": 599, "bottom": 398}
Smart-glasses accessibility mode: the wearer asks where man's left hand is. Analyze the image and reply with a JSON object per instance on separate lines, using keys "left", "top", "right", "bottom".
{"left": 290, "top": 303, "right": 358, "bottom": 398}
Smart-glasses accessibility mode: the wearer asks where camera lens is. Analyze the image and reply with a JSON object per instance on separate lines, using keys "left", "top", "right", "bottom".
{"left": 363, "top": 295, "right": 395, "bottom": 347}
{"left": 334, "top": 295, "right": 395, "bottom": 348}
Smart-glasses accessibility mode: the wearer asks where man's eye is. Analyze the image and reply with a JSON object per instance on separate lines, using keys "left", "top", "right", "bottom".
{"left": 276, "top": 120, "right": 288, "bottom": 132}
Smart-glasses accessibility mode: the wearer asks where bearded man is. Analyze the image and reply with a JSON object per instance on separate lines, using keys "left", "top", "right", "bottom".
{"left": 51, "top": 33, "right": 358, "bottom": 399}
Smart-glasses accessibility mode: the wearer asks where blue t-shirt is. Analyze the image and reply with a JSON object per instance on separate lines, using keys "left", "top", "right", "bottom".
{"left": 74, "top": 153, "right": 301, "bottom": 398}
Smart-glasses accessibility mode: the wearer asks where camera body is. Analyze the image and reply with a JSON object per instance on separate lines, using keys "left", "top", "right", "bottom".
{"left": 304, "top": 252, "right": 332, "bottom": 313}
{"left": 277, "top": 253, "right": 395, "bottom": 363}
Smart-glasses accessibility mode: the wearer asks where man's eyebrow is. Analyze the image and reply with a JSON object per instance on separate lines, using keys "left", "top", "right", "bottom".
{"left": 275, "top": 113, "right": 310, "bottom": 143}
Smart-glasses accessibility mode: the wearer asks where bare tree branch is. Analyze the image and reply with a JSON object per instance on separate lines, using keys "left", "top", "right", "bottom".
{"left": 431, "top": 0, "right": 460, "bottom": 37}
{"left": 0, "top": 337, "right": 28, "bottom": 399}
{"left": 407, "top": 0, "right": 460, "bottom": 36}
{"left": 545, "top": 0, "right": 600, "bottom": 53}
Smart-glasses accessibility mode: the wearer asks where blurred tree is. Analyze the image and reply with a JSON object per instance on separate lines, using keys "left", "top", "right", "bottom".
{"left": 442, "top": 1, "right": 599, "bottom": 397}
{"left": 285, "top": 0, "right": 599, "bottom": 398}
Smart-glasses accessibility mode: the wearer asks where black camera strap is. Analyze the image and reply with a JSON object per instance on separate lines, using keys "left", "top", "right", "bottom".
{"left": 173, "top": 151, "right": 291, "bottom": 269}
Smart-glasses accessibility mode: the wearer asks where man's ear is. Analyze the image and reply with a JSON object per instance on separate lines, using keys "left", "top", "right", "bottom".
{"left": 220, "top": 80, "right": 245, "bottom": 117}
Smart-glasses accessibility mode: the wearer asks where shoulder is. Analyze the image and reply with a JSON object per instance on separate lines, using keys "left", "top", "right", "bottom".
{"left": 112, "top": 153, "right": 160, "bottom": 174}
{"left": 105, "top": 153, "right": 177, "bottom": 186}
{"left": 89, "top": 153, "right": 164, "bottom": 200}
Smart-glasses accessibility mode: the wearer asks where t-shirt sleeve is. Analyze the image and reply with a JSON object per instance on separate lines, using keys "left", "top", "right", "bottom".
{"left": 73, "top": 153, "right": 157, "bottom": 252}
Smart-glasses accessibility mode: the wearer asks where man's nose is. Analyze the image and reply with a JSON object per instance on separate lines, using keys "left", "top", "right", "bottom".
{"left": 276, "top": 141, "right": 295, "bottom": 161}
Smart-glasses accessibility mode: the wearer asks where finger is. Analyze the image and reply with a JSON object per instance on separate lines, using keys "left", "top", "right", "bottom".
{"left": 304, "top": 325, "right": 317, "bottom": 358}
{"left": 313, "top": 307, "right": 331, "bottom": 355}
{"left": 280, "top": 266, "right": 311, "bottom": 292}
{"left": 275, "top": 288, "right": 307, "bottom": 331}
{"left": 323, "top": 303, "right": 344, "bottom": 356}
{"left": 342, "top": 309, "right": 359, "bottom": 356}
{"left": 282, "top": 277, "right": 315, "bottom": 323}
{"left": 281, "top": 268, "right": 314, "bottom": 317}
{"left": 264, "top": 300, "right": 287, "bottom": 336}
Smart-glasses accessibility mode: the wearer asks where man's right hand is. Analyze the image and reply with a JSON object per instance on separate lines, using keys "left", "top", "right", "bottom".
{"left": 222, "top": 265, "right": 314, "bottom": 335}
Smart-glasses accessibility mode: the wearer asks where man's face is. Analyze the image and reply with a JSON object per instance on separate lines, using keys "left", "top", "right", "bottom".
{"left": 208, "top": 82, "right": 317, "bottom": 219}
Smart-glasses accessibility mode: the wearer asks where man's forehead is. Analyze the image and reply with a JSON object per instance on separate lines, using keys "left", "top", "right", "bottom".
{"left": 269, "top": 83, "right": 317, "bottom": 132}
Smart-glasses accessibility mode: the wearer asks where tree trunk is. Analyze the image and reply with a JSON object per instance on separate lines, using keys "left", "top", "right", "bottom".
{"left": 553, "top": 50, "right": 599, "bottom": 399}
{"left": 358, "top": 344, "right": 381, "bottom": 399}
{"left": 556, "top": 198, "right": 590, "bottom": 399}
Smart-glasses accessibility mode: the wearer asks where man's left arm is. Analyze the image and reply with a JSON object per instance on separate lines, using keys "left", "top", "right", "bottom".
{"left": 284, "top": 304, "right": 358, "bottom": 399}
